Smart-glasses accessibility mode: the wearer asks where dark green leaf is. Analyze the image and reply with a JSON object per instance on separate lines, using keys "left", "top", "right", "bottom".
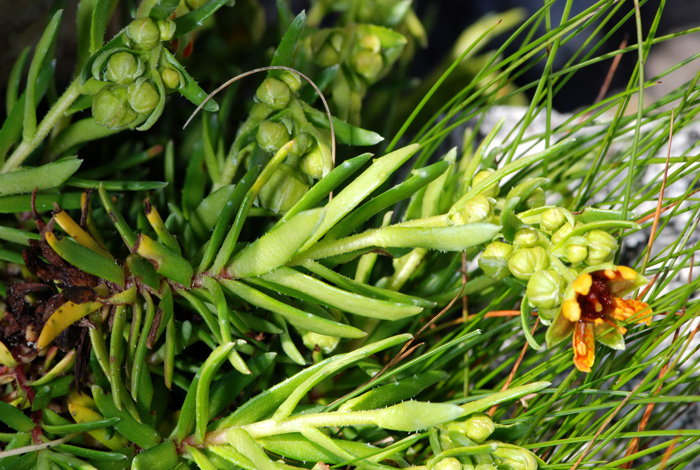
{"left": 48, "top": 118, "right": 119, "bottom": 157}
{"left": 269, "top": 11, "right": 306, "bottom": 78}
{"left": 149, "top": 0, "right": 180, "bottom": 20}
{"left": 67, "top": 177, "right": 168, "bottom": 191}
{"left": 173, "top": 0, "right": 229, "bottom": 38}
{"left": 6, "top": 46, "right": 30, "bottom": 115}
{"left": 91, "top": 0, "right": 114, "bottom": 54}
{"left": 0, "top": 192, "right": 82, "bottom": 213}
{"left": 92, "top": 385, "right": 162, "bottom": 449}
{"left": 0, "top": 159, "right": 82, "bottom": 197}
{"left": 24, "top": 10, "right": 63, "bottom": 142}
{"left": 301, "top": 101, "right": 384, "bottom": 146}
{"left": 162, "top": 49, "right": 219, "bottom": 112}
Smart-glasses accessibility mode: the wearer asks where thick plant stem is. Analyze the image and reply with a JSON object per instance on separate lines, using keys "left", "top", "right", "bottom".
{"left": 3, "top": 79, "right": 81, "bottom": 173}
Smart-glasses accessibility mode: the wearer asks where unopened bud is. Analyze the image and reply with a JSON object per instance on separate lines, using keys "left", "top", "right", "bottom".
{"left": 258, "top": 164, "right": 309, "bottom": 213}
{"left": 566, "top": 243, "right": 588, "bottom": 264}
{"left": 452, "top": 195, "right": 491, "bottom": 225}
{"left": 161, "top": 68, "right": 181, "bottom": 89}
{"left": 105, "top": 52, "right": 143, "bottom": 84}
{"left": 524, "top": 187, "right": 546, "bottom": 209}
{"left": 527, "top": 269, "right": 564, "bottom": 309}
{"left": 92, "top": 85, "right": 138, "bottom": 129}
{"left": 256, "top": 121, "right": 291, "bottom": 153}
{"left": 514, "top": 228, "right": 538, "bottom": 247}
{"left": 551, "top": 222, "right": 574, "bottom": 245}
{"left": 463, "top": 413, "right": 495, "bottom": 443}
{"left": 290, "top": 133, "right": 311, "bottom": 157}
{"left": 433, "top": 458, "right": 462, "bottom": 470}
{"left": 472, "top": 169, "right": 499, "bottom": 198}
{"left": 186, "top": 0, "right": 210, "bottom": 8}
{"left": 280, "top": 71, "right": 302, "bottom": 93}
{"left": 478, "top": 241, "right": 513, "bottom": 280}
{"left": 256, "top": 77, "right": 290, "bottom": 110}
{"left": 492, "top": 447, "right": 538, "bottom": 470}
{"left": 249, "top": 102, "right": 273, "bottom": 121}
{"left": 508, "top": 246, "right": 549, "bottom": 281}
{"left": 585, "top": 229, "right": 617, "bottom": 265}
{"left": 300, "top": 144, "right": 331, "bottom": 180}
{"left": 311, "top": 31, "right": 344, "bottom": 67}
{"left": 157, "top": 19, "right": 177, "bottom": 41}
{"left": 302, "top": 331, "right": 340, "bottom": 354}
{"left": 540, "top": 207, "right": 566, "bottom": 232}
{"left": 126, "top": 17, "right": 160, "bottom": 50}
{"left": 360, "top": 33, "right": 381, "bottom": 53}
{"left": 351, "top": 51, "right": 384, "bottom": 81}
{"left": 127, "top": 79, "right": 159, "bottom": 114}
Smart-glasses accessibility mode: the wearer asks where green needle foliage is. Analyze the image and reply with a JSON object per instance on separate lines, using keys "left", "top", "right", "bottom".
{"left": 0, "top": 0, "right": 699, "bottom": 469}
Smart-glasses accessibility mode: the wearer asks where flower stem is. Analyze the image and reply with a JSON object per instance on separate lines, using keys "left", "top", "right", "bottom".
{"left": 3, "top": 79, "right": 81, "bottom": 173}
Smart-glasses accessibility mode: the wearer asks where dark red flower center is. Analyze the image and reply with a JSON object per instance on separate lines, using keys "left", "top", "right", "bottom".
{"left": 578, "top": 274, "right": 615, "bottom": 322}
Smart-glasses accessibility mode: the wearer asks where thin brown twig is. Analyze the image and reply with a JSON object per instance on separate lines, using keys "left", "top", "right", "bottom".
{"left": 488, "top": 317, "right": 539, "bottom": 417}
{"left": 635, "top": 188, "right": 700, "bottom": 225}
{"left": 579, "top": 35, "right": 628, "bottom": 123}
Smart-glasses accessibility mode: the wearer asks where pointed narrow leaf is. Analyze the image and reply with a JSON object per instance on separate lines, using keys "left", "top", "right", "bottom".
{"left": 269, "top": 11, "right": 306, "bottom": 77}
{"left": 299, "top": 144, "right": 421, "bottom": 251}
{"left": 45, "top": 231, "right": 124, "bottom": 286}
{"left": 149, "top": 0, "right": 180, "bottom": 20}
{"left": 136, "top": 234, "right": 193, "bottom": 286}
{"left": 301, "top": 101, "right": 384, "bottom": 146}
{"left": 173, "top": 0, "right": 229, "bottom": 38}
{"left": 24, "top": 10, "right": 63, "bottom": 141}
{"left": 220, "top": 279, "right": 365, "bottom": 339}
{"left": 0, "top": 159, "right": 81, "bottom": 196}
{"left": 256, "top": 267, "right": 422, "bottom": 320}
{"left": 37, "top": 300, "right": 104, "bottom": 350}
{"left": 226, "top": 208, "right": 324, "bottom": 278}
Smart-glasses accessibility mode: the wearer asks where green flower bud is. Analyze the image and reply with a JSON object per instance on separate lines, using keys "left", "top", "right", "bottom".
{"left": 161, "top": 67, "right": 181, "bottom": 89}
{"left": 126, "top": 17, "right": 161, "bottom": 51}
{"left": 302, "top": 331, "right": 340, "bottom": 354}
{"left": 508, "top": 246, "right": 549, "bottom": 281}
{"left": 186, "top": 0, "right": 209, "bottom": 8}
{"left": 256, "top": 77, "right": 290, "bottom": 110}
{"left": 105, "top": 52, "right": 143, "bottom": 84}
{"left": 527, "top": 269, "right": 564, "bottom": 309}
{"left": 492, "top": 447, "right": 538, "bottom": 470}
{"left": 451, "top": 195, "right": 492, "bottom": 225}
{"left": 566, "top": 244, "right": 588, "bottom": 264}
{"left": 157, "top": 19, "right": 177, "bottom": 41}
{"left": 585, "top": 229, "right": 618, "bottom": 265}
{"left": 514, "top": 228, "right": 538, "bottom": 247}
{"left": 351, "top": 50, "right": 384, "bottom": 81}
{"left": 433, "top": 457, "right": 462, "bottom": 470}
{"left": 256, "top": 121, "right": 291, "bottom": 153}
{"left": 472, "top": 169, "right": 499, "bottom": 198}
{"left": 290, "top": 132, "right": 311, "bottom": 157}
{"left": 524, "top": 187, "right": 546, "bottom": 209}
{"left": 92, "top": 85, "right": 138, "bottom": 129}
{"left": 258, "top": 164, "right": 309, "bottom": 213}
{"left": 279, "top": 70, "right": 302, "bottom": 93}
{"left": 538, "top": 307, "right": 558, "bottom": 324}
{"left": 127, "top": 79, "right": 159, "bottom": 114}
{"left": 463, "top": 413, "right": 495, "bottom": 443}
{"left": 551, "top": 222, "right": 574, "bottom": 245}
{"left": 311, "top": 31, "right": 344, "bottom": 67}
{"left": 249, "top": 102, "right": 273, "bottom": 121}
{"left": 478, "top": 241, "right": 513, "bottom": 280}
{"left": 299, "top": 144, "right": 331, "bottom": 179}
{"left": 540, "top": 207, "right": 567, "bottom": 232}
{"left": 359, "top": 33, "right": 382, "bottom": 53}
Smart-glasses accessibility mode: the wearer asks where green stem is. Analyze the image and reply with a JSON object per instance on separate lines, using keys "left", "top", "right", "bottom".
{"left": 3, "top": 79, "right": 81, "bottom": 173}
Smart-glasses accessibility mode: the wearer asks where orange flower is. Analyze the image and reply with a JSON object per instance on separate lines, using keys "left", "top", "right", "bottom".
{"left": 545, "top": 264, "right": 651, "bottom": 372}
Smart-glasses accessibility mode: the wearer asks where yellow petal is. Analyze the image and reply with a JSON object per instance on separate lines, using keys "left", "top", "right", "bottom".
{"left": 573, "top": 321, "right": 595, "bottom": 373}
{"left": 562, "top": 298, "right": 581, "bottom": 322}
{"left": 611, "top": 298, "right": 651, "bottom": 325}
{"left": 573, "top": 273, "right": 592, "bottom": 295}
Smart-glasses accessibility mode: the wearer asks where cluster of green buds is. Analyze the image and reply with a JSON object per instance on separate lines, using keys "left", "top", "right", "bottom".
{"left": 89, "top": 16, "right": 181, "bottom": 130}
{"left": 431, "top": 413, "right": 538, "bottom": 470}
{"left": 460, "top": 176, "right": 623, "bottom": 324}
{"left": 246, "top": 72, "right": 335, "bottom": 213}
{"left": 307, "top": 23, "right": 407, "bottom": 124}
